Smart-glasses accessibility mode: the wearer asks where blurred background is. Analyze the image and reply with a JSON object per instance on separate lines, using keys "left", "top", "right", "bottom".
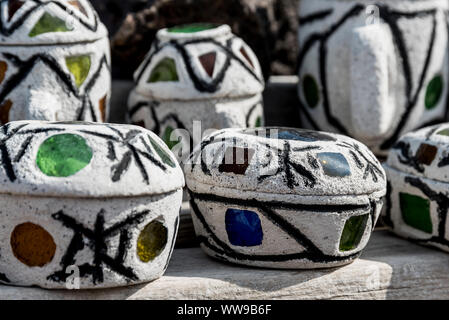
{"left": 90, "top": 0, "right": 300, "bottom": 80}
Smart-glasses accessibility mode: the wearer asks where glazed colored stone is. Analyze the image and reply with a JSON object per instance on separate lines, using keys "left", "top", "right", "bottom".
{"left": 383, "top": 123, "right": 449, "bottom": 253}
{"left": 298, "top": 0, "right": 449, "bottom": 156}
{"left": 185, "top": 127, "right": 386, "bottom": 269}
{"left": 128, "top": 24, "right": 265, "bottom": 156}
{"left": 0, "top": 121, "right": 184, "bottom": 289}
{"left": 0, "top": 0, "right": 111, "bottom": 124}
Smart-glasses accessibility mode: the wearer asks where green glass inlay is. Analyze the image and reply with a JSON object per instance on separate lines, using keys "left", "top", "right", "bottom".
{"left": 425, "top": 75, "right": 443, "bottom": 110}
{"left": 162, "top": 126, "right": 181, "bottom": 150}
{"left": 168, "top": 23, "right": 217, "bottom": 33}
{"left": 303, "top": 74, "right": 319, "bottom": 108}
{"left": 400, "top": 193, "right": 432, "bottom": 233}
{"left": 437, "top": 128, "right": 449, "bottom": 136}
{"left": 37, "top": 134, "right": 92, "bottom": 177}
{"left": 149, "top": 135, "right": 176, "bottom": 168}
{"left": 339, "top": 214, "right": 369, "bottom": 252}
{"left": 66, "top": 55, "right": 91, "bottom": 88}
{"left": 148, "top": 58, "right": 179, "bottom": 83}
{"left": 29, "top": 12, "right": 71, "bottom": 37}
{"left": 255, "top": 117, "right": 262, "bottom": 128}
{"left": 137, "top": 221, "right": 168, "bottom": 263}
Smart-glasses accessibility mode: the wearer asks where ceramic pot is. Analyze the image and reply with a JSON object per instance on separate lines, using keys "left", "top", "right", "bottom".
{"left": 185, "top": 127, "right": 386, "bottom": 269}
{"left": 298, "top": 0, "right": 449, "bottom": 156}
{"left": 0, "top": 0, "right": 111, "bottom": 124}
{"left": 0, "top": 121, "right": 184, "bottom": 289}
{"left": 383, "top": 123, "right": 449, "bottom": 252}
{"left": 128, "top": 24, "right": 265, "bottom": 157}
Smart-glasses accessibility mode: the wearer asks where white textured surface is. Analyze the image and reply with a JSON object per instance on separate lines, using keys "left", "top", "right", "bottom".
{"left": 0, "top": 38, "right": 111, "bottom": 122}
{"left": 0, "top": 0, "right": 108, "bottom": 44}
{"left": 0, "top": 231, "right": 448, "bottom": 300}
{"left": 185, "top": 128, "right": 386, "bottom": 268}
{"left": 298, "top": 0, "right": 449, "bottom": 155}
{"left": 0, "top": 190, "right": 183, "bottom": 289}
{"left": 0, "top": 121, "right": 185, "bottom": 197}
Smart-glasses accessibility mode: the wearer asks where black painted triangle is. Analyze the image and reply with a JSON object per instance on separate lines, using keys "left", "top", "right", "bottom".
{"left": 8, "top": 0, "right": 24, "bottom": 22}
{"left": 199, "top": 51, "right": 216, "bottom": 77}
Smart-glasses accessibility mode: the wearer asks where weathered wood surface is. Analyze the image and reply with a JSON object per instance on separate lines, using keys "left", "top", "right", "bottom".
{"left": 1, "top": 231, "right": 448, "bottom": 300}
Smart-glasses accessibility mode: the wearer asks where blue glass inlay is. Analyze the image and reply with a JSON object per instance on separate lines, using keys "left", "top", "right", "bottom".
{"left": 242, "top": 128, "right": 336, "bottom": 142}
{"left": 225, "top": 209, "right": 263, "bottom": 247}
{"left": 317, "top": 152, "right": 351, "bottom": 177}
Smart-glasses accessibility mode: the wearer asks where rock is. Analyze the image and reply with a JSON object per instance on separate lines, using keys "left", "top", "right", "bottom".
{"left": 0, "top": 0, "right": 111, "bottom": 123}
{"left": 384, "top": 123, "right": 449, "bottom": 253}
{"left": 90, "top": 0, "right": 299, "bottom": 79}
{"left": 297, "top": 0, "right": 449, "bottom": 156}
{"left": 185, "top": 127, "right": 386, "bottom": 269}
{"left": 0, "top": 121, "right": 184, "bottom": 289}
{"left": 128, "top": 24, "right": 265, "bottom": 158}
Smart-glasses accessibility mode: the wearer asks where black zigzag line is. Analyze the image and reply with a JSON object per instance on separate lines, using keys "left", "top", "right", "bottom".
{"left": 380, "top": 7, "right": 438, "bottom": 150}
{"left": 135, "top": 37, "right": 263, "bottom": 93}
{"left": 405, "top": 176, "right": 449, "bottom": 240}
{"left": 245, "top": 99, "right": 263, "bottom": 127}
{"left": 189, "top": 191, "right": 364, "bottom": 264}
{"left": 0, "top": 0, "right": 98, "bottom": 37}
{"left": 298, "top": 5, "right": 440, "bottom": 148}
{"left": 0, "top": 53, "right": 110, "bottom": 121}
{"left": 299, "top": 9, "right": 334, "bottom": 25}
{"left": 297, "top": 4, "right": 364, "bottom": 134}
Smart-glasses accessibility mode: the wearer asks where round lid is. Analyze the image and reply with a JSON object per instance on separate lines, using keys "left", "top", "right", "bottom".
{"left": 185, "top": 127, "right": 386, "bottom": 197}
{"left": 132, "top": 24, "right": 265, "bottom": 101}
{"left": 0, "top": 0, "right": 108, "bottom": 45}
{"left": 0, "top": 121, "right": 184, "bottom": 198}
{"left": 386, "top": 123, "right": 449, "bottom": 183}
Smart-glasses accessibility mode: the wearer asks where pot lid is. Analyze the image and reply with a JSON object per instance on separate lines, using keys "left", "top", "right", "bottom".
{"left": 132, "top": 24, "right": 265, "bottom": 101}
{"left": 185, "top": 127, "right": 386, "bottom": 197}
{"left": 386, "top": 123, "right": 449, "bottom": 183}
{"left": 0, "top": 0, "right": 108, "bottom": 45}
{"left": 0, "top": 121, "right": 185, "bottom": 198}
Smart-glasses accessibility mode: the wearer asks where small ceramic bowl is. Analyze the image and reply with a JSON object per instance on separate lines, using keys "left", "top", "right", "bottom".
{"left": 128, "top": 23, "right": 265, "bottom": 154}
{"left": 0, "top": 121, "right": 184, "bottom": 289}
{"left": 185, "top": 127, "right": 386, "bottom": 269}
{"left": 383, "top": 123, "right": 449, "bottom": 252}
{"left": 0, "top": 0, "right": 111, "bottom": 123}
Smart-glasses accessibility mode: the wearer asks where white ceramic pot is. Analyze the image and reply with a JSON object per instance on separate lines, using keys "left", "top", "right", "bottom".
{"left": 0, "top": 121, "right": 184, "bottom": 289}
{"left": 298, "top": 0, "right": 449, "bottom": 156}
{"left": 185, "top": 127, "right": 386, "bottom": 269}
{"left": 0, "top": 0, "right": 111, "bottom": 124}
{"left": 383, "top": 123, "right": 449, "bottom": 253}
{"left": 128, "top": 24, "right": 265, "bottom": 156}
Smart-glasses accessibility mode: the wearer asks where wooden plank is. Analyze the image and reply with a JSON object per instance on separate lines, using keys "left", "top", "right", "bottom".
{"left": 1, "top": 231, "right": 448, "bottom": 300}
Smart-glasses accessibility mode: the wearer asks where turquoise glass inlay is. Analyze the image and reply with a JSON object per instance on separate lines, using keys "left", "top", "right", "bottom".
{"left": 225, "top": 209, "right": 263, "bottom": 247}
{"left": 317, "top": 152, "right": 351, "bottom": 177}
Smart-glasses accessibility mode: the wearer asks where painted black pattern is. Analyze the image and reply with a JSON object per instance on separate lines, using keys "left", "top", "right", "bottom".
{"left": 403, "top": 177, "right": 449, "bottom": 247}
{"left": 189, "top": 190, "right": 373, "bottom": 264}
{"left": 189, "top": 130, "right": 384, "bottom": 189}
{"left": 47, "top": 209, "right": 153, "bottom": 284}
{"left": 392, "top": 141, "right": 425, "bottom": 173}
{"left": 298, "top": 5, "right": 443, "bottom": 151}
{"left": 0, "top": 123, "right": 173, "bottom": 184}
{"left": 0, "top": 53, "right": 110, "bottom": 122}
{"left": 299, "top": 9, "right": 334, "bottom": 25}
{"left": 135, "top": 37, "right": 263, "bottom": 93}
{"left": 337, "top": 141, "right": 385, "bottom": 182}
{"left": 0, "top": 0, "right": 98, "bottom": 37}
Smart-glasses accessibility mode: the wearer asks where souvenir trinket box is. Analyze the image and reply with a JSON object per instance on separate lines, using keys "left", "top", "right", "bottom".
{"left": 185, "top": 128, "right": 386, "bottom": 269}
{"left": 298, "top": 0, "right": 449, "bottom": 156}
{"left": 0, "top": 121, "right": 184, "bottom": 289}
{"left": 128, "top": 24, "right": 265, "bottom": 154}
{"left": 384, "top": 123, "right": 449, "bottom": 252}
{"left": 0, "top": 0, "right": 111, "bottom": 123}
